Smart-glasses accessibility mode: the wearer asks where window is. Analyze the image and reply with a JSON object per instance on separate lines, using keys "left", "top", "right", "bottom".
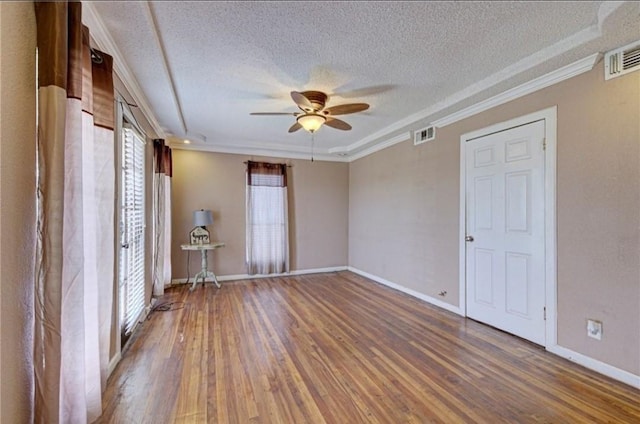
{"left": 119, "top": 124, "right": 146, "bottom": 342}
{"left": 245, "top": 161, "right": 289, "bottom": 275}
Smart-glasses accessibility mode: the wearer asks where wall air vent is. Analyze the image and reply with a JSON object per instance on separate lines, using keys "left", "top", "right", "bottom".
{"left": 414, "top": 125, "right": 436, "bottom": 145}
{"left": 604, "top": 39, "right": 640, "bottom": 80}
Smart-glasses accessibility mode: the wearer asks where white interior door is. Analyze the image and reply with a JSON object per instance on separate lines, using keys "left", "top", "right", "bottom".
{"left": 465, "top": 120, "right": 546, "bottom": 345}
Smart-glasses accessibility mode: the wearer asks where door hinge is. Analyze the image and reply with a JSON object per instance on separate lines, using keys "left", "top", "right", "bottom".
{"left": 543, "top": 307, "right": 547, "bottom": 321}
{"left": 542, "top": 138, "right": 547, "bottom": 151}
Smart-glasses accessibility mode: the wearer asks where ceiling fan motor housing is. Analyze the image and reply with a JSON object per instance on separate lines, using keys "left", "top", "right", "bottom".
{"left": 300, "top": 90, "right": 328, "bottom": 111}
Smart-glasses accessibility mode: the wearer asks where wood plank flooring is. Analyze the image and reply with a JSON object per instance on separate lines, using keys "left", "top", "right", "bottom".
{"left": 97, "top": 271, "right": 640, "bottom": 423}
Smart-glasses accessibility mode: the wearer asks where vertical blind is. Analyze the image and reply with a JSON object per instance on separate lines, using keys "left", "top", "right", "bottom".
{"left": 119, "top": 125, "right": 146, "bottom": 335}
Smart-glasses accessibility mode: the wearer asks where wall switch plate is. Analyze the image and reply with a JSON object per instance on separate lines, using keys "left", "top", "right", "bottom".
{"left": 587, "top": 319, "right": 603, "bottom": 340}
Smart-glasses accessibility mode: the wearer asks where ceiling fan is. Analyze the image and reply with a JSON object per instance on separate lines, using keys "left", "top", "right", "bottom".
{"left": 250, "top": 90, "right": 369, "bottom": 133}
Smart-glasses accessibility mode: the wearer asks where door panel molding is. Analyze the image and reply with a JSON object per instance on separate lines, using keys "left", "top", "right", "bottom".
{"left": 459, "top": 106, "right": 557, "bottom": 348}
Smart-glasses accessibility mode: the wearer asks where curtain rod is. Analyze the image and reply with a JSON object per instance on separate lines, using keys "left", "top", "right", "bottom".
{"left": 243, "top": 161, "right": 292, "bottom": 167}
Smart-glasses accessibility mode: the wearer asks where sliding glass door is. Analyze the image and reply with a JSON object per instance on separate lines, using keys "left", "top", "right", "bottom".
{"left": 118, "top": 124, "right": 146, "bottom": 346}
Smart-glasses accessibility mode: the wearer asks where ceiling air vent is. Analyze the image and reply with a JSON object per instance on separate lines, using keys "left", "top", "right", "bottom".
{"left": 604, "top": 39, "right": 640, "bottom": 80}
{"left": 414, "top": 125, "right": 436, "bottom": 145}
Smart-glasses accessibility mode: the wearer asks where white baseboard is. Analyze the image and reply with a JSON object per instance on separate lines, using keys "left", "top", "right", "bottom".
{"left": 171, "top": 266, "right": 348, "bottom": 285}
{"left": 107, "top": 351, "right": 122, "bottom": 378}
{"left": 348, "top": 267, "right": 640, "bottom": 388}
{"left": 168, "top": 266, "right": 640, "bottom": 389}
{"left": 347, "top": 266, "right": 464, "bottom": 316}
{"left": 547, "top": 344, "right": 640, "bottom": 389}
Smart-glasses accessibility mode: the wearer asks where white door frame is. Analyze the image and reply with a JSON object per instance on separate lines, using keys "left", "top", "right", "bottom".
{"left": 459, "top": 106, "right": 557, "bottom": 348}
{"left": 111, "top": 98, "right": 147, "bottom": 376}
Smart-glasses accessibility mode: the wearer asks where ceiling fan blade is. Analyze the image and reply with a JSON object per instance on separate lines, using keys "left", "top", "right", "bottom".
{"left": 250, "top": 112, "right": 296, "bottom": 116}
{"left": 288, "top": 122, "right": 302, "bottom": 133}
{"left": 324, "top": 103, "right": 369, "bottom": 115}
{"left": 291, "top": 91, "right": 313, "bottom": 110}
{"left": 325, "top": 117, "right": 352, "bottom": 131}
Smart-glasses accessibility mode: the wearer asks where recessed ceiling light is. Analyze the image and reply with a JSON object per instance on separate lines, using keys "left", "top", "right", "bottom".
{"left": 183, "top": 139, "right": 191, "bottom": 144}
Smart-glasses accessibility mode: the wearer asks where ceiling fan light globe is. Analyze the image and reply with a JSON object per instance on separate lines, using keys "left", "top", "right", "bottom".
{"left": 297, "top": 113, "right": 326, "bottom": 133}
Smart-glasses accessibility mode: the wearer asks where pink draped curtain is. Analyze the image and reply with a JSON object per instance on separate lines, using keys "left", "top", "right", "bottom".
{"left": 34, "top": 2, "right": 115, "bottom": 422}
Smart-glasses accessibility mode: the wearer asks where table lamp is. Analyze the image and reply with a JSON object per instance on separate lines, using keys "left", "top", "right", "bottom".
{"left": 190, "top": 209, "right": 213, "bottom": 244}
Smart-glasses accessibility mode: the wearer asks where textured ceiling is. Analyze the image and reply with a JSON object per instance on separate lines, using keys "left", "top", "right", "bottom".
{"left": 86, "top": 1, "right": 640, "bottom": 160}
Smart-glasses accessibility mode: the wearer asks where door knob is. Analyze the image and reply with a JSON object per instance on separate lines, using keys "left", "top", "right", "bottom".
{"left": 465, "top": 235, "right": 474, "bottom": 242}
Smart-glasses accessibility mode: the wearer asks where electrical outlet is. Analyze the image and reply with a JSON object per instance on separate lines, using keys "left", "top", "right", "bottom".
{"left": 587, "top": 319, "right": 603, "bottom": 340}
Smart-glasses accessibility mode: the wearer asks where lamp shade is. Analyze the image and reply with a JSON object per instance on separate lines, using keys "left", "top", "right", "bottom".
{"left": 193, "top": 209, "right": 213, "bottom": 227}
{"left": 297, "top": 113, "right": 326, "bottom": 133}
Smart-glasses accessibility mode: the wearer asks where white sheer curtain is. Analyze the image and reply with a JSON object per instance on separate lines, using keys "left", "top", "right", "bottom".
{"left": 246, "top": 161, "right": 289, "bottom": 275}
{"left": 34, "top": 3, "right": 115, "bottom": 422}
{"left": 152, "top": 139, "right": 172, "bottom": 296}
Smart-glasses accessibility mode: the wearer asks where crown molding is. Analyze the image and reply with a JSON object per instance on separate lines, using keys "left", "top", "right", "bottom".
{"left": 169, "top": 50, "right": 599, "bottom": 163}
{"left": 345, "top": 132, "right": 411, "bottom": 162}
{"left": 337, "top": 51, "right": 599, "bottom": 161}
{"left": 82, "top": 1, "right": 166, "bottom": 138}
{"left": 142, "top": 1, "right": 187, "bottom": 136}
{"left": 432, "top": 53, "right": 601, "bottom": 128}
{"left": 170, "top": 141, "right": 350, "bottom": 163}
{"left": 342, "top": 1, "right": 622, "bottom": 158}
{"left": 84, "top": 1, "right": 620, "bottom": 162}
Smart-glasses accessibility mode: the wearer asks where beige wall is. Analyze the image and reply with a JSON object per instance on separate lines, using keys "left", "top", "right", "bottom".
{"left": 349, "top": 127, "right": 460, "bottom": 301}
{"left": 349, "top": 62, "right": 640, "bottom": 375}
{"left": 0, "top": 2, "right": 37, "bottom": 423}
{"left": 171, "top": 150, "right": 349, "bottom": 278}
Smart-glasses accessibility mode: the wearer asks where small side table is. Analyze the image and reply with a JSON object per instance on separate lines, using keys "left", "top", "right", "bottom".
{"left": 180, "top": 242, "right": 225, "bottom": 290}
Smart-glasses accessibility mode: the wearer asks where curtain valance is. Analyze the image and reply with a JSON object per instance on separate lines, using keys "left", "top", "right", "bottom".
{"left": 153, "top": 138, "right": 172, "bottom": 177}
{"left": 246, "top": 161, "right": 287, "bottom": 187}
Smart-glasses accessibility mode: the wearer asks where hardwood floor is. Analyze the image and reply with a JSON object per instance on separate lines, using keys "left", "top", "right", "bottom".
{"left": 97, "top": 272, "right": 640, "bottom": 423}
